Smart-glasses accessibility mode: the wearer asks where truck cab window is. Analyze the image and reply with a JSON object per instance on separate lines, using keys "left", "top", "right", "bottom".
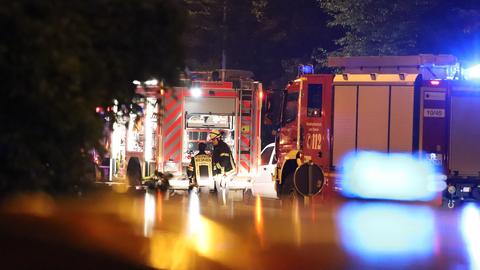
{"left": 264, "top": 90, "right": 284, "bottom": 126}
{"left": 283, "top": 92, "right": 299, "bottom": 125}
{"left": 307, "top": 84, "right": 322, "bottom": 117}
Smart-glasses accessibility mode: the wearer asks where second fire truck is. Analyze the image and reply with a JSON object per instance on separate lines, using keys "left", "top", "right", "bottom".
{"left": 273, "top": 55, "right": 480, "bottom": 206}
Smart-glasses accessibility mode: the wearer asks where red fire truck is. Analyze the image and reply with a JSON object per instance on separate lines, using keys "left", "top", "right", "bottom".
{"left": 108, "top": 70, "right": 263, "bottom": 191}
{"left": 273, "top": 55, "right": 480, "bottom": 206}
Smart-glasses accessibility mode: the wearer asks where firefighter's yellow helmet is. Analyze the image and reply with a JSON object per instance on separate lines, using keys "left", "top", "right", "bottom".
{"left": 208, "top": 129, "right": 222, "bottom": 140}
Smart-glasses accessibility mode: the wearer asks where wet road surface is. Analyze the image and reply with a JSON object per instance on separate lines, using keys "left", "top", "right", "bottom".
{"left": 0, "top": 188, "right": 478, "bottom": 269}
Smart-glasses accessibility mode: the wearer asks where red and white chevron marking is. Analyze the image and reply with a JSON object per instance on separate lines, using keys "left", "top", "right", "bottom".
{"left": 163, "top": 93, "right": 183, "bottom": 171}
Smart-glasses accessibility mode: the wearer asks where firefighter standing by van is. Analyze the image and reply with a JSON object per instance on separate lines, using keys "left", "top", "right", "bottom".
{"left": 209, "top": 130, "right": 236, "bottom": 189}
{"left": 187, "top": 142, "right": 213, "bottom": 190}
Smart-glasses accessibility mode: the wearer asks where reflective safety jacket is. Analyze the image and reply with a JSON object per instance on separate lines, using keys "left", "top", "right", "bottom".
{"left": 212, "top": 140, "right": 236, "bottom": 175}
{"left": 187, "top": 152, "right": 213, "bottom": 184}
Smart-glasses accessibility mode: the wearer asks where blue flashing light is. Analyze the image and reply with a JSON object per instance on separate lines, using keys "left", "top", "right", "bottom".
{"left": 337, "top": 202, "right": 434, "bottom": 263}
{"left": 465, "top": 64, "right": 480, "bottom": 80}
{"left": 339, "top": 151, "right": 444, "bottom": 201}
{"left": 299, "top": 65, "right": 314, "bottom": 75}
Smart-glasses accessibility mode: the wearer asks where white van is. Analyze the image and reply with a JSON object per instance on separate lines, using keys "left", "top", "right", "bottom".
{"left": 251, "top": 143, "right": 277, "bottom": 198}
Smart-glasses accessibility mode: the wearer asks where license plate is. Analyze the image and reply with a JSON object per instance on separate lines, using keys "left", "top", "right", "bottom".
{"left": 462, "top": 186, "right": 471, "bottom": 192}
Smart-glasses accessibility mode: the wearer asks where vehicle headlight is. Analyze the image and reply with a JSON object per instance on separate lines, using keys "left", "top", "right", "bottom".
{"left": 447, "top": 185, "right": 456, "bottom": 194}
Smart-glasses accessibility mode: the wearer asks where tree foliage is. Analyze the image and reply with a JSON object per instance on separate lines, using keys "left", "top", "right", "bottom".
{"left": 182, "top": 0, "right": 338, "bottom": 87}
{"left": 182, "top": 0, "right": 225, "bottom": 69}
{"left": 320, "top": 0, "right": 480, "bottom": 58}
{"left": 181, "top": 0, "right": 269, "bottom": 71}
{"left": 0, "top": 0, "right": 185, "bottom": 195}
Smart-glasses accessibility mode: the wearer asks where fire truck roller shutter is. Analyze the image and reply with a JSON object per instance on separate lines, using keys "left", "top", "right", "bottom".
{"left": 389, "top": 86, "right": 414, "bottom": 152}
{"left": 184, "top": 97, "right": 236, "bottom": 115}
{"left": 332, "top": 85, "right": 357, "bottom": 167}
{"left": 449, "top": 88, "right": 480, "bottom": 176}
{"left": 332, "top": 74, "right": 417, "bottom": 168}
{"left": 356, "top": 85, "right": 389, "bottom": 152}
{"left": 357, "top": 84, "right": 415, "bottom": 154}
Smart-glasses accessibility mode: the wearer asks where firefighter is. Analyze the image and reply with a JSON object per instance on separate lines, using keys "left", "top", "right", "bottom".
{"left": 209, "top": 130, "right": 236, "bottom": 189}
{"left": 187, "top": 142, "right": 213, "bottom": 190}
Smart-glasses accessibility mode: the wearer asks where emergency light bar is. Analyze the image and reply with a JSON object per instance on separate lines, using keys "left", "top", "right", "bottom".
{"left": 298, "top": 64, "right": 314, "bottom": 76}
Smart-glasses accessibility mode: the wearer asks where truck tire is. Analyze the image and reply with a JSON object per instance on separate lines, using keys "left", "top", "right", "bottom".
{"left": 280, "top": 173, "right": 303, "bottom": 203}
{"left": 126, "top": 157, "right": 142, "bottom": 186}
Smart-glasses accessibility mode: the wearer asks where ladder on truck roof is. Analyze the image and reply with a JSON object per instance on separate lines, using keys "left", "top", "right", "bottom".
{"left": 328, "top": 54, "right": 459, "bottom": 80}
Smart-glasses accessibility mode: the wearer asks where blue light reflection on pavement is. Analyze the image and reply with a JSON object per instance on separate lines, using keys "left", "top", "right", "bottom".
{"left": 460, "top": 203, "right": 480, "bottom": 270}
{"left": 339, "top": 151, "right": 444, "bottom": 201}
{"left": 337, "top": 202, "right": 435, "bottom": 267}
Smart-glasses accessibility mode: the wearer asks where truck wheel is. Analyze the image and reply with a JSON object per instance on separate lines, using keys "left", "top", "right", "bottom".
{"left": 126, "top": 157, "right": 142, "bottom": 186}
{"left": 281, "top": 174, "right": 294, "bottom": 197}
{"left": 280, "top": 173, "right": 303, "bottom": 203}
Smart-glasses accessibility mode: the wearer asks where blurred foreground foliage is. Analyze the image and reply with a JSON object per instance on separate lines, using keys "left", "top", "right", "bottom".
{"left": 0, "top": 0, "right": 185, "bottom": 196}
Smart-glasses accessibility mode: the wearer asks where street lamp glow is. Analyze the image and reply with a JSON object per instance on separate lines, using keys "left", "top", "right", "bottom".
{"left": 190, "top": 87, "right": 202, "bottom": 97}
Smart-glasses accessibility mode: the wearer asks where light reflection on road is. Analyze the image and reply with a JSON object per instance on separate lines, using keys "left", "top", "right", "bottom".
{"left": 460, "top": 203, "right": 480, "bottom": 270}
{"left": 1, "top": 190, "right": 476, "bottom": 270}
{"left": 143, "top": 191, "right": 156, "bottom": 237}
{"left": 254, "top": 195, "right": 265, "bottom": 247}
{"left": 337, "top": 202, "right": 435, "bottom": 267}
{"left": 187, "top": 190, "right": 215, "bottom": 257}
{"left": 138, "top": 191, "right": 476, "bottom": 269}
